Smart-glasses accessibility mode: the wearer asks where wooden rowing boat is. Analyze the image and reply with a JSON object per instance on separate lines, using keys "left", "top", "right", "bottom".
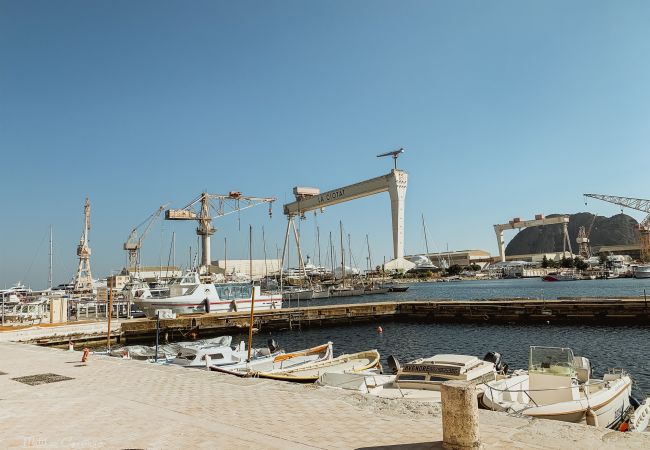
{"left": 251, "top": 349, "right": 381, "bottom": 383}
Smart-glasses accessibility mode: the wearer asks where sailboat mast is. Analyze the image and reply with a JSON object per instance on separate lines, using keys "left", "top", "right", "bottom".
{"left": 171, "top": 231, "right": 176, "bottom": 268}
{"left": 224, "top": 237, "right": 227, "bottom": 282}
{"left": 262, "top": 226, "right": 268, "bottom": 280}
{"left": 49, "top": 225, "right": 53, "bottom": 289}
{"left": 366, "top": 234, "right": 372, "bottom": 273}
{"left": 339, "top": 221, "right": 345, "bottom": 284}
{"left": 316, "top": 226, "right": 322, "bottom": 268}
{"left": 246, "top": 225, "right": 255, "bottom": 361}
{"left": 329, "top": 231, "right": 335, "bottom": 278}
{"left": 422, "top": 214, "right": 430, "bottom": 255}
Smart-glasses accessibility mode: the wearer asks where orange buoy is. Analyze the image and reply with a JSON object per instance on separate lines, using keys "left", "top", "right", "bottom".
{"left": 619, "top": 421, "right": 629, "bottom": 432}
{"left": 81, "top": 347, "right": 90, "bottom": 363}
{"left": 376, "top": 326, "right": 383, "bottom": 333}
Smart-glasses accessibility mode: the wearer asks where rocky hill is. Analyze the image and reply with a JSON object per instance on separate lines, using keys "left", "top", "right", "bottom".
{"left": 505, "top": 212, "right": 640, "bottom": 256}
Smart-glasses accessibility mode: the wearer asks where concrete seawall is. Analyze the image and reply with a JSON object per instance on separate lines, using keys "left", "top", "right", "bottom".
{"left": 118, "top": 298, "right": 650, "bottom": 342}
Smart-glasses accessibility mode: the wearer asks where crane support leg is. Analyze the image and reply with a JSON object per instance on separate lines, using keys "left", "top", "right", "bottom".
{"left": 201, "top": 233, "right": 211, "bottom": 269}
{"left": 495, "top": 230, "right": 506, "bottom": 263}
{"left": 388, "top": 171, "right": 408, "bottom": 261}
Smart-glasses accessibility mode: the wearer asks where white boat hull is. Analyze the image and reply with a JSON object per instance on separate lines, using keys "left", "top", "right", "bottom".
{"left": 134, "top": 284, "right": 282, "bottom": 318}
{"left": 482, "top": 374, "right": 632, "bottom": 428}
{"left": 634, "top": 267, "right": 650, "bottom": 279}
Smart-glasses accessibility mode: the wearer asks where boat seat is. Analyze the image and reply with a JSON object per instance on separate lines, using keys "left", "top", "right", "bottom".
{"left": 256, "top": 348, "right": 271, "bottom": 357}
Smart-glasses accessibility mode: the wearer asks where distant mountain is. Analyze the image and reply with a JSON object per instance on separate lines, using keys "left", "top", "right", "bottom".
{"left": 505, "top": 213, "right": 640, "bottom": 256}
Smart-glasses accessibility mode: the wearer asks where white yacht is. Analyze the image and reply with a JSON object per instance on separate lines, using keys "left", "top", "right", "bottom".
{"left": 133, "top": 271, "right": 282, "bottom": 318}
{"left": 481, "top": 346, "right": 631, "bottom": 429}
{"left": 634, "top": 265, "right": 650, "bottom": 279}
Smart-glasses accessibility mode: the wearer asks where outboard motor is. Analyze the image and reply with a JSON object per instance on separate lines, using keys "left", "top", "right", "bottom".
{"left": 267, "top": 338, "right": 279, "bottom": 353}
{"left": 483, "top": 351, "right": 509, "bottom": 375}
{"left": 203, "top": 298, "right": 210, "bottom": 313}
{"left": 387, "top": 355, "right": 401, "bottom": 375}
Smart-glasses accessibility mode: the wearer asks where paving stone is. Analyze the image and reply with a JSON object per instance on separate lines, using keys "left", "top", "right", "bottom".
{"left": 0, "top": 342, "right": 648, "bottom": 449}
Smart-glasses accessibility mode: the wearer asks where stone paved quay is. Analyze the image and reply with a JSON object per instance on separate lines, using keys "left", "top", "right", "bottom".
{"left": 0, "top": 342, "right": 648, "bottom": 449}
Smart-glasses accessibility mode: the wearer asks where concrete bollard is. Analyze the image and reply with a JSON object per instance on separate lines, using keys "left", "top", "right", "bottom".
{"left": 441, "top": 380, "right": 482, "bottom": 450}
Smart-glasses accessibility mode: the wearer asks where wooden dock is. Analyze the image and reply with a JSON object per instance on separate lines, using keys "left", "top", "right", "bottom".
{"left": 120, "top": 297, "right": 650, "bottom": 341}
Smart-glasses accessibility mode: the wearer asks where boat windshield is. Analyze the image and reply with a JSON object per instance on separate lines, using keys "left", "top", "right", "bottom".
{"left": 214, "top": 284, "right": 252, "bottom": 300}
{"left": 529, "top": 346, "right": 575, "bottom": 377}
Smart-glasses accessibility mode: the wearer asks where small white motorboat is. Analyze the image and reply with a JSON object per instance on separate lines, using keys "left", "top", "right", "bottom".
{"left": 481, "top": 346, "right": 632, "bottom": 429}
{"left": 625, "top": 397, "right": 650, "bottom": 432}
{"left": 320, "top": 352, "right": 507, "bottom": 403}
{"left": 169, "top": 338, "right": 283, "bottom": 369}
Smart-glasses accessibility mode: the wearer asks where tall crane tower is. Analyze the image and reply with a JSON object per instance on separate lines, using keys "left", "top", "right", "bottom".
{"left": 576, "top": 227, "right": 590, "bottom": 259}
{"left": 576, "top": 215, "right": 597, "bottom": 259}
{"left": 584, "top": 193, "right": 650, "bottom": 261}
{"left": 73, "top": 198, "right": 93, "bottom": 293}
{"left": 165, "top": 191, "right": 275, "bottom": 273}
{"left": 124, "top": 203, "right": 169, "bottom": 276}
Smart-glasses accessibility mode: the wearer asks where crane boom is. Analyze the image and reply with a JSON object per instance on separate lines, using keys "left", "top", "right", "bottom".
{"left": 124, "top": 203, "right": 169, "bottom": 274}
{"left": 584, "top": 194, "right": 650, "bottom": 227}
{"left": 165, "top": 191, "right": 276, "bottom": 272}
{"left": 585, "top": 193, "right": 650, "bottom": 261}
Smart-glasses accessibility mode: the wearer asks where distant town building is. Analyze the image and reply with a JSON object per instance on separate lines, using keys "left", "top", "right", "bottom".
{"left": 411, "top": 250, "right": 492, "bottom": 269}
{"left": 211, "top": 259, "right": 281, "bottom": 279}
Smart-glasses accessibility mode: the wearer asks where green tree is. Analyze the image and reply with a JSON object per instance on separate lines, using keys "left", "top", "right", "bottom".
{"left": 599, "top": 253, "right": 608, "bottom": 266}
{"left": 541, "top": 255, "right": 549, "bottom": 268}
{"left": 560, "top": 256, "right": 574, "bottom": 268}
{"left": 446, "top": 264, "right": 463, "bottom": 276}
{"left": 574, "top": 258, "right": 589, "bottom": 271}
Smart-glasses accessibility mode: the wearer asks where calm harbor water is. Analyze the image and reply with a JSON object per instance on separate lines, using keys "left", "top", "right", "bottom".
{"left": 293, "top": 277, "right": 650, "bottom": 308}
{"left": 129, "top": 277, "right": 650, "bottom": 395}
{"left": 264, "top": 277, "right": 650, "bottom": 395}
{"left": 237, "top": 322, "right": 650, "bottom": 396}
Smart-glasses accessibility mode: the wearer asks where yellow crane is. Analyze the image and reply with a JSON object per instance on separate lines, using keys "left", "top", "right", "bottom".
{"left": 584, "top": 193, "right": 650, "bottom": 261}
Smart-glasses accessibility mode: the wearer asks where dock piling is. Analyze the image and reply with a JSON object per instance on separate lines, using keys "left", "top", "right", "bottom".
{"left": 441, "top": 380, "right": 482, "bottom": 450}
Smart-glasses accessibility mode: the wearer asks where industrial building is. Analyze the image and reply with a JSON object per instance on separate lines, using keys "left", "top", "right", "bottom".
{"left": 211, "top": 259, "right": 281, "bottom": 279}
{"left": 413, "top": 250, "right": 493, "bottom": 269}
{"left": 123, "top": 266, "right": 183, "bottom": 283}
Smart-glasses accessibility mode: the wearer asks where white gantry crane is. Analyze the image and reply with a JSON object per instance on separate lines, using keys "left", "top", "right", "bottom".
{"left": 73, "top": 198, "right": 93, "bottom": 293}
{"left": 282, "top": 149, "right": 409, "bottom": 273}
{"left": 124, "top": 203, "right": 169, "bottom": 277}
{"left": 165, "top": 191, "right": 276, "bottom": 273}
{"left": 493, "top": 214, "right": 571, "bottom": 262}
{"left": 584, "top": 193, "right": 650, "bottom": 261}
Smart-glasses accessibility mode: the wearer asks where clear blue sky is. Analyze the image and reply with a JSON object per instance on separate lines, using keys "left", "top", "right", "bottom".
{"left": 1, "top": 1, "right": 649, "bottom": 288}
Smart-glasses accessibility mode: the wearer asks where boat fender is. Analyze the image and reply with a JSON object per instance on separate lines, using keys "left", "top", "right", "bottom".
{"left": 230, "top": 300, "right": 238, "bottom": 312}
{"left": 387, "top": 355, "right": 401, "bottom": 374}
{"left": 619, "top": 421, "right": 629, "bottom": 432}
{"left": 81, "top": 347, "right": 90, "bottom": 363}
{"left": 204, "top": 298, "right": 211, "bottom": 313}
{"left": 586, "top": 408, "right": 599, "bottom": 427}
{"left": 68, "top": 341, "right": 74, "bottom": 352}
